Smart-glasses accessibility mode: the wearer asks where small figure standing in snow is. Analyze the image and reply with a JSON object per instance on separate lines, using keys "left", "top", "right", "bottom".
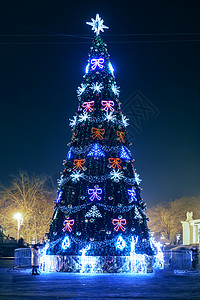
{"left": 31, "top": 244, "right": 40, "bottom": 275}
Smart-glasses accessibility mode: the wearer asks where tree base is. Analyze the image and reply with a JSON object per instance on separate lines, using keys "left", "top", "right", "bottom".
{"left": 40, "top": 254, "right": 153, "bottom": 273}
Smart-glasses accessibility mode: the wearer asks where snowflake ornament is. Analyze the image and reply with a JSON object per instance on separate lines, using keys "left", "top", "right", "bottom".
{"left": 69, "top": 116, "right": 77, "bottom": 127}
{"left": 90, "top": 82, "right": 104, "bottom": 93}
{"left": 104, "top": 111, "right": 116, "bottom": 123}
{"left": 134, "top": 172, "right": 142, "bottom": 185}
{"left": 79, "top": 113, "right": 91, "bottom": 123}
{"left": 111, "top": 84, "right": 120, "bottom": 97}
{"left": 86, "top": 14, "right": 109, "bottom": 36}
{"left": 135, "top": 207, "right": 143, "bottom": 220}
{"left": 77, "top": 83, "right": 87, "bottom": 97}
{"left": 110, "top": 169, "right": 124, "bottom": 182}
{"left": 121, "top": 114, "right": 129, "bottom": 127}
{"left": 85, "top": 205, "right": 102, "bottom": 218}
{"left": 70, "top": 170, "right": 84, "bottom": 183}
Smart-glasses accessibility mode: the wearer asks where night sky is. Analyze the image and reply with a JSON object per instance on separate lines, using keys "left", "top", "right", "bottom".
{"left": 0, "top": 1, "right": 200, "bottom": 206}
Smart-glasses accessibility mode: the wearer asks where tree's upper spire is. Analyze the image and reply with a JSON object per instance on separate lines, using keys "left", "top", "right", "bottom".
{"left": 86, "top": 14, "right": 109, "bottom": 36}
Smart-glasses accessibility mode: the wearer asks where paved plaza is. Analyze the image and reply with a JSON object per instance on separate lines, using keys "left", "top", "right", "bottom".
{"left": 0, "top": 260, "right": 200, "bottom": 299}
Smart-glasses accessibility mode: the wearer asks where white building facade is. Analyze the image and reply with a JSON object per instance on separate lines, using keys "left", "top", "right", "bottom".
{"left": 181, "top": 212, "right": 200, "bottom": 245}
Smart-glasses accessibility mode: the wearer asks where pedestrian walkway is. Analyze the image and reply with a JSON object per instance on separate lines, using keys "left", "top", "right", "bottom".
{"left": 1, "top": 265, "right": 200, "bottom": 299}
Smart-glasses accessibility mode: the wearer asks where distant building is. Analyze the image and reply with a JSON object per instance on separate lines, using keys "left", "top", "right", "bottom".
{"left": 0, "top": 225, "right": 18, "bottom": 257}
{"left": 181, "top": 212, "right": 200, "bottom": 246}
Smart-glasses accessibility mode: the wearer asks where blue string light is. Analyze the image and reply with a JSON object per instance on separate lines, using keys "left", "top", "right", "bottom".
{"left": 127, "top": 188, "right": 137, "bottom": 202}
{"left": 87, "top": 144, "right": 105, "bottom": 157}
{"left": 116, "top": 236, "right": 126, "bottom": 250}
{"left": 67, "top": 148, "right": 73, "bottom": 160}
{"left": 62, "top": 236, "right": 71, "bottom": 250}
{"left": 119, "top": 146, "right": 131, "bottom": 160}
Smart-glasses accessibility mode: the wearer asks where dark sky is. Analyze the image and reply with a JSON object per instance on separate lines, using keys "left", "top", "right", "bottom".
{"left": 0, "top": 0, "right": 200, "bottom": 206}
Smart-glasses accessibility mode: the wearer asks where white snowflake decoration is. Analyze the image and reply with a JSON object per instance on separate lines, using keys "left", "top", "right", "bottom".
{"left": 70, "top": 170, "right": 84, "bottom": 183}
{"left": 104, "top": 111, "right": 116, "bottom": 123}
{"left": 111, "top": 84, "right": 120, "bottom": 97}
{"left": 110, "top": 169, "right": 124, "bottom": 182}
{"left": 134, "top": 172, "right": 142, "bottom": 185}
{"left": 86, "top": 14, "right": 109, "bottom": 36}
{"left": 135, "top": 207, "right": 142, "bottom": 220}
{"left": 57, "top": 176, "right": 68, "bottom": 187}
{"left": 57, "top": 175, "right": 64, "bottom": 186}
{"left": 121, "top": 114, "right": 129, "bottom": 127}
{"left": 78, "top": 113, "right": 91, "bottom": 123}
{"left": 77, "top": 83, "right": 87, "bottom": 97}
{"left": 69, "top": 116, "right": 77, "bottom": 127}
{"left": 85, "top": 205, "right": 102, "bottom": 218}
{"left": 90, "top": 82, "right": 104, "bottom": 93}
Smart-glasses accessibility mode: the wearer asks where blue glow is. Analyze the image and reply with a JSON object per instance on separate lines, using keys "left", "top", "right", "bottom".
{"left": 130, "top": 236, "right": 138, "bottom": 254}
{"left": 79, "top": 244, "right": 97, "bottom": 273}
{"left": 67, "top": 148, "right": 73, "bottom": 160}
{"left": 116, "top": 236, "right": 126, "bottom": 250}
{"left": 150, "top": 237, "right": 164, "bottom": 269}
{"left": 80, "top": 244, "right": 91, "bottom": 255}
{"left": 127, "top": 188, "right": 137, "bottom": 202}
{"left": 87, "top": 144, "right": 105, "bottom": 157}
{"left": 108, "top": 62, "right": 114, "bottom": 75}
{"left": 85, "top": 63, "right": 90, "bottom": 74}
{"left": 129, "top": 236, "right": 149, "bottom": 273}
{"left": 129, "top": 253, "right": 148, "bottom": 273}
{"left": 56, "top": 191, "right": 63, "bottom": 203}
{"left": 39, "top": 242, "right": 49, "bottom": 272}
{"left": 62, "top": 236, "right": 71, "bottom": 250}
{"left": 119, "top": 146, "right": 131, "bottom": 160}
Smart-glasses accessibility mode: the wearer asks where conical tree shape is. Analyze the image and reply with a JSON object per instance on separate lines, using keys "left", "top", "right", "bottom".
{"left": 48, "top": 35, "right": 153, "bottom": 257}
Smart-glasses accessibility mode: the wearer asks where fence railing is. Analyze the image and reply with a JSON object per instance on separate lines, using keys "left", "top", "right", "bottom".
{"left": 14, "top": 248, "right": 194, "bottom": 271}
{"left": 14, "top": 248, "right": 31, "bottom": 268}
{"left": 163, "top": 250, "right": 192, "bottom": 270}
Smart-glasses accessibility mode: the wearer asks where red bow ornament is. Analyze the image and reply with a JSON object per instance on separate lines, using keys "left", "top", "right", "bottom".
{"left": 82, "top": 101, "right": 95, "bottom": 113}
{"left": 112, "top": 217, "right": 127, "bottom": 232}
{"left": 73, "top": 159, "right": 86, "bottom": 170}
{"left": 62, "top": 219, "right": 75, "bottom": 232}
{"left": 101, "top": 100, "right": 115, "bottom": 112}
{"left": 117, "top": 131, "right": 125, "bottom": 143}
{"left": 108, "top": 158, "right": 122, "bottom": 169}
{"left": 91, "top": 127, "right": 105, "bottom": 140}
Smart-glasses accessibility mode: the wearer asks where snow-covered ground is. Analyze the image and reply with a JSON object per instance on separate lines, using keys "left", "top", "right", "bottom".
{"left": 0, "top": 260, "right": 200, "bottom": 299}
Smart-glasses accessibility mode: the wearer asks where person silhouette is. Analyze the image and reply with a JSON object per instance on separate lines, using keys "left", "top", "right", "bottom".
{"left": 31, "top": 244, "right": 40, "bottom": 275}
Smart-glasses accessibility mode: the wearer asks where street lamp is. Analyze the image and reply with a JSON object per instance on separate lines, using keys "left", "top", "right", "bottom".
{"left": 14, "top": 213, "right": 23, "bottom": 241}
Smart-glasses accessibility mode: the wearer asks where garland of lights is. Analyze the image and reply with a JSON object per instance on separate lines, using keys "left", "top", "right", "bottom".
{"left": 58, "top": 203, "right": 91, "bottom": 214}
{"left": 69, "top": 114, "right": 129, "bottom": 128}
{"left": 97, "top": 203, "right": 135, "bottom": 213}
{"left": 48, "top": 234, "right": 152, "bottom": 253}
{"left": 70, "top": 235, "right": 118, "bottom": 247}
{"left": 58, "top": 173, "right": 139, "bottom": 187}
{"left": 53, "top": 235, "right": 150, "bottom": 251}
{"left": 58, "top": 203, "right": 135, "bottom": 215}
{"left": 69, "top": 144, "right": 130, "bottom": 155}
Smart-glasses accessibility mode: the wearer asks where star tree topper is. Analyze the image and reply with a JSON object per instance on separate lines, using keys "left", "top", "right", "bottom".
{"left": 86, "top": 14, "right": 109, "bottom": 35}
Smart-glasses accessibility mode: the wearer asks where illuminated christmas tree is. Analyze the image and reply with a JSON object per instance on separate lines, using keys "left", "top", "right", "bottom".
{"left": 48, "top": 14, "right": 153, "bottom": 271}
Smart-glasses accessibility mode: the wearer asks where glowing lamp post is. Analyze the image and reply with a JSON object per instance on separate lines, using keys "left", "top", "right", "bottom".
{"left": 14, "top": 213, "right": 23, "bottom": 241}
